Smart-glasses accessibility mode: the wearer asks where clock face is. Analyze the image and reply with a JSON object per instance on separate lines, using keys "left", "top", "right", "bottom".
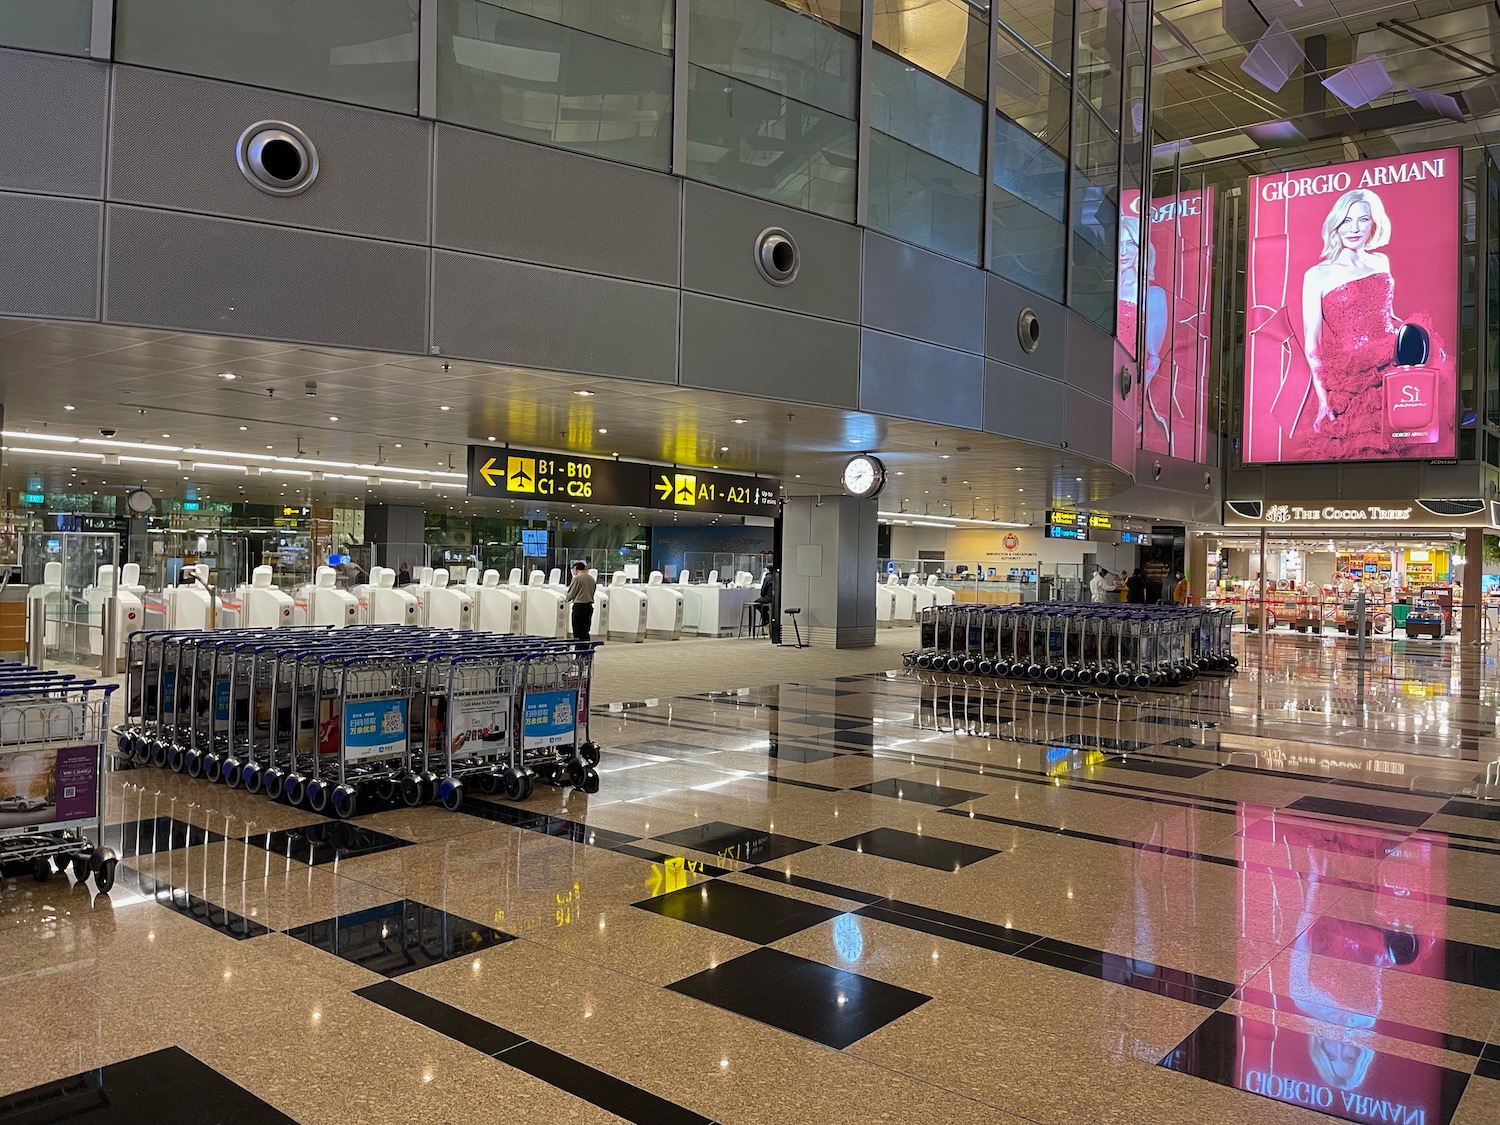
{"left": 842, "top": 455, "right": 884, "bottom": 498}
{"left": 126, "top": 489, "right": 154, "bottom": 514}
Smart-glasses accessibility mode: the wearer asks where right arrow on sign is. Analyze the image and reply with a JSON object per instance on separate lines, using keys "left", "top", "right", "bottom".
{"left": 655, "top": 475, "right": 674, "bottom": 501}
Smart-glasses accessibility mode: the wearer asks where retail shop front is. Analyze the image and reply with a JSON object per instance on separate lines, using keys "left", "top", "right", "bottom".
{"left": 1207, "top": 498, "right": 1498, "bottom": 640}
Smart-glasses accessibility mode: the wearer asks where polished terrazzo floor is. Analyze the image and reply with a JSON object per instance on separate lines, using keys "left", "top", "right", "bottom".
{"left": 3, "top": 631, "right": 1500, "bottom": 1125}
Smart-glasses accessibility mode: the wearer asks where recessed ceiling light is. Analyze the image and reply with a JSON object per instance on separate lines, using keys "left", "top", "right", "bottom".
{"left": 1015, "top": 466, "right": 1023, "bottom": 471}
{"left": 733, "top": 418, "right": 746, "bottom": 424}
{"left": 439, "top": 405, "right": 451, "bottom": 411}
{"left": 395, "top": 443, "right": 402, "bottom": 448}
{"left": 1018, "top": 487, "right": 1025, "bottom": 492}
{"left": 940, "top": 454, "right": 950, "bottom": 459}
{"left": 63, "top": 404, "right": 75, "bottom": 411}
{"left": 1075, "top": 476, "right": 1083, "bottom": 482}
{"left": 598, "top": 428, "right": 608, "bottom": 434}
{"left": 266, "top": 445, "right": 274, "bottom": 450}
{"left": 487, "top": 435, "right": 496, "bottom": 441}
{"left": 575, "top": 390, "right": 594, "bottom": 397}
{"left": 161, "top": 433, "right": 170, "bottom": 438}
{"left": 238, "top": 425, "right": 248, "bottom": 431}
{"left": 894, "top": 471, "right": 905, "bottom": 476}
{"left": 720, "top": 446, "right": 729, "bottom": 452}
{"left": 328, "top": 416, "right": 339, "bottom": 422}
{"left": 218, "top": 372, "right": 236, "bottom": 380}
{"left": 794, "top": 474, "right": 801, "bottom": 479}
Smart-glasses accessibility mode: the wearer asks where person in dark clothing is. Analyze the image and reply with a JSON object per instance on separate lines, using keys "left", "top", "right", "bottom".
{"left": 754, "top": 566, "right": 776, "bottom": 628}
{"left": 396, "top": 563, "right": 412, "bottom": 587}
{"left": 564, "top": 561, "right": 596, "bottom": 642}
{"left": 1126, "top": 568, "right": 1147, "bottom": 604}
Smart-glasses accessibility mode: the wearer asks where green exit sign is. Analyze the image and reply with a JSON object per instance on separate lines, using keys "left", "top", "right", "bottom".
{"left": 182, "top": 501, "right": 200, "bottom": 511}
{"left": 20, "top": 492, "right": 44, "bottom": 505}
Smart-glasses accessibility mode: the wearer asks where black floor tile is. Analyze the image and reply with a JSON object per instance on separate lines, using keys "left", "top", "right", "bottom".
{"left": 611, "top": 844, "right": 729, "bottom": 877}
{"left": 831, "top": 730, "right": 877, "bottom": 750}
{"left": 1161, "top": 1010, "right": 1471, "bottom": 1125}
{"left": 1100, "top": 756, "right": 1215, "bottom": 779}
{"left": 1298, "top": 917, "right": 1500, "bottom": 990}
{"left": 853, "top": 778, "right": 986, "bottom": 807}
{"left": 286, "top": 899, "right": 512, "bottom": 977}
{"left": 459, "top": 799, "right": 637, "bottom": 849}
{"left": 634, "top": 878, "right": 841, "bottom": 944}
{"left": 765, "top": 774, "right": 843, "bottom": 793}
{"left": 242, "top": 821, "right": 410, "bottom": 865}
{"left": 856, "top": 901, "right": 1037, "bottom": 956}
{"left": 767, "top": 741, "right": 842, "bottom": 763}
{"left": 1437, "top": 799, "right": 1500, "bottom": 823}
{"left": 830, "top": 827, "right": 998, "bottom": 871}
{"left": 101, "top": 816, "right": 224, "bottom": 860}
{"left": 356, "top": 980, "right": 525, "bottom": 1055}
{"left": 118, "top": 867, "right": 271, "bottom": 940}
{"left": 502, "top": 1041, "right": 715, "bottom": 1125}
{"left": 669, "top": 947, "right": 929, "bottom": 1049}
{"left": 742, "top": 866, "right": 885, "bottom": 905}
{"left": 652, "top": 821, "right": 816, "bottom": 865}
{"left": 1287, "top": 794, "right": 1433, "bottom": 828}
{"left": 0, "top": 1047, "right": 296, "bottom": 1123}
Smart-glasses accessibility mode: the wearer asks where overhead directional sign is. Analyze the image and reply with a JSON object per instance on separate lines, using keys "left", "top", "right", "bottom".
{"left": 466, "top": 445, "right": 650, "bottom": 506}
{"left": 648, "top": 468, "right": 780, "bottom": 517}
{"left": 468, "top": 445, "right": 779, "bottom": 516}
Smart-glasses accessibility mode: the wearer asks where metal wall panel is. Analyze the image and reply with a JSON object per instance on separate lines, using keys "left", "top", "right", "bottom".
{"left": 985, "top": 272, "right": 1067, "bottom": 379}
{"left": 1065, "top": 310, "right": 1115, "bottom": 400}
{"left": 861, "top": 233, "right": 984, "bottom": 353}
{"left": 431, "top": 249, "right": 678, "bottom": 383}
{"left": 0, "top": 192, "right": 101, "bottom": 320}
{"left": 1065, "top": 389, "right": 1112, "bottom": 459}
{"left": 0, "top": 48, "right": 107, "bottom": 197}
{"left": 680, "top": 294, "right": 859, "bottom": 407}
{"left": 104, "top": 205, "right": 428, "bottom": 353}
{"left": 681, "top": 183, "right": 861, "bottom": 323}
{"left": 108, "top": 66, "right": 430, "bottom": 244}
{"left": 859, "top": 330, "right": 983, "bottom": 428}
{"left": 1336, "top": 462, "right": 1417, "bottom": 500}
{"left": 434, "top": 125, "right": 680, "bottom": 287}
{"left": 984, "top": 360, "right": 1064, "bottom": 446}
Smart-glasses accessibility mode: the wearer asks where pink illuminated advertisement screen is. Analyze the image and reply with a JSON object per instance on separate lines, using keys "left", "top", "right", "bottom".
{"left": 1242, "top": 148, "right": 1460, "bottom": 464}
{"left": 1119, "top": 187, "right": 1215, "bottom": 461}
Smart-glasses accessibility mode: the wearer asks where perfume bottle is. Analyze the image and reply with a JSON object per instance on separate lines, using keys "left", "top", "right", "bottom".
{"left": 1385, "top": 323, "right": 1437, "bottom": 442}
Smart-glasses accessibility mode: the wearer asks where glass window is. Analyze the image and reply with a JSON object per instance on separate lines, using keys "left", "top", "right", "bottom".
{"left": 873, "top": 0, "right": 988, "bottom": 100}
{"left": 685, "top": 64, "right": 856, "bottom": 219}
{"left": 488, "top": 1, "right": 673, "bottom": 52}
{"left": 686, "top": 0, "right": 858, "bottom": 219}
{"left": 782, "top": 0, "right": 861, "bottom": 34}
{"left": 999, "top": 0, "right": 1071, "bottom": 76}
{"left": 1073, "top": 0, "right": 1123, "bottom": 134}
{"left": 115, "top": 0, "right": 420, "bottom": 114}
{"left": 1070, "top": 97, "right": 1118, "bottom": 329}
{"left": 991, "top": 28, "right": 1067, "bottom": 299}
{"left": 0, "top": 0, "right": 92, "bottom": 56}
{"left": 438, "top": 0, "right": 673, "bottom": 170}
{"left": 867, "top": 47, "right": 982, "bottom": 262}
{"left": 688, "top": 0, "right": 857, "bottom": 119}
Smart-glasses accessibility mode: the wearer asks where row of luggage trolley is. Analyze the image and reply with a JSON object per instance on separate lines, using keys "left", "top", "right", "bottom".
{"left": 902, "top": 604, "right": 1238, "bottom": 687}
{"left": 0, "top": 665, "right": 119, "bottom": 892}
{"left": 111, "top": 625, "right": 603, "bottom": 820}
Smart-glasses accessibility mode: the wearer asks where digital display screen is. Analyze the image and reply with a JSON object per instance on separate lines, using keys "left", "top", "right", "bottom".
{"left": 521, "top": 529, "right": 548, "bottom": 559}
{"left": 1120, "top": 186, "right": 1215, "bottom": 462}
{"left": 1243, "top": 148, "right": 1459, "bottom": 463}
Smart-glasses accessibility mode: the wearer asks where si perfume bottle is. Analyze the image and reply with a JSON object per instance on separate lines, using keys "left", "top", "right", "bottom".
{"left": 1384, "top": 367, "right": 1436, "bottom": 440}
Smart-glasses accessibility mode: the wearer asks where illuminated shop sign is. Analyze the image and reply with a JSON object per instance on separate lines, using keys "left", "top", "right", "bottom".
{"left": 1224, "top": 499, "right": 1497, "bottom": 528}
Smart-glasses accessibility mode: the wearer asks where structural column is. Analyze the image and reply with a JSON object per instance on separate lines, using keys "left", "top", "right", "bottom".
{"left": 780, "top": 496, "right": 877, "bottom": 648}
{"left": 1463, "top": 525, "right": 1485, "bottom": 645}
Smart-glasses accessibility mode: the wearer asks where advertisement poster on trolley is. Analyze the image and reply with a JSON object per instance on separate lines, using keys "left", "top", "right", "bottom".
{"left": 1242, "top": 148, "right": 1460, "bottom": 463}
{"left": 1119, "top": 186, "right": 1215, "bottom": 461}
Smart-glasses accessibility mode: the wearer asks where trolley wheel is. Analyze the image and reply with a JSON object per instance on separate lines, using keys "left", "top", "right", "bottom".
{"left": 500, "top": 766, "right": 527, "bottom": 801}
{"left": 168, "top": 746, "right": 186, "bottom": 773}
{"left": 184, "top": 750, "right": 202, "bottom": 778}
{"left": 374, "top": 778, "right": 396, "bottom": 803}
{"left": 148, "top": 739, "right": 167, "bottom": 768}
{"left": 32, "top": 857, "right": 50, "bottom": 883}
{"left": 72, "top": 855, "right": 90, "bottom": 883}
{"left": 283, "top": 774, "right": 307, "bottom": 806}
{"left": 1011, "top": 663, "right": 1029, "bottom": 679}
{"left": 915, "top": 653, "right": 932, "bottom": 668}
{"left": 564, "top": 759, "right": 587, "bottom": 788}
{"left": 306, "top": 779, "right": 329, "bottom": 814}
{"left": 477, "top": 772, "right": 500, "bottom": 795}
{"left": 945, "top": 656, "right": 963, "bottom": 673}
{"left": 222, "top": 758, "right": 243, "bottom": 788}
{"left": 331, "top": 785, "right": 357, "bottom": 820}
{"left": 261, "top": 768, "right": 284, "bottom": 800}
{"left": 438, "top": 778, "right": 464, "bottom": 812}
{"left": 977, "top": 660, "right": 995, "bottom": 676}
{"left": 130, "top": 735, "right": 148, "bottom": 763}
{"left": 962, "top": 658, "right": 978, "bottom": 674}
{"left": 203, "top": 753, "right": 222, "bottom": 783}
{"left": 519, "top": 771, "right": 535, "bottom": 800}
{"left": 1061, "top": 667, "right": 1077, "bottom": 682}
{"left": 420, "top": 773, "right": 440, "bottom": 803}
{"left": 400, "top": 775, "right": 424, "bottom": 807}
{"left": 51, "top": 852, "right": 71, "bottom": 873}
{"left": 94, "top": 859, "right": 116, "bottom": 894}
{"left": 577, "top": 767, "right": 600, "bottom": 795}
{"left": 1134, "top": 673, "right": 1152, "bottom": 689}
{"left": 1026, "top": 664, "right": 1043, "bottom": 680}
{"left": 579, "top": 741, "right": 602, "bottom": 767}
{"left": 1042, "top": 666, "right": 1060, "bottom": 682}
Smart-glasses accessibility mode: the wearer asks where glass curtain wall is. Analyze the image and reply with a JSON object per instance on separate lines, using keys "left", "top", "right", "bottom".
{"left": 868, "top": 1, "right": 987, "bottom": 264}
{"left": 1067, "top": 0, "right": 1123, "bottom": 330}
{"left": 436, "top": 0, "right": 674, "bottom": 170}
{"left": 991, "top": 20, "right": 1069, "bottom": 300}
{"left": 685, "top": 0, "right": 859, "bottom": 221}
{"left": 114, "top": 0, "right": 421, "bottom": 113}
{"left": 0, "top": 0, "right": 92, "bottom": 55}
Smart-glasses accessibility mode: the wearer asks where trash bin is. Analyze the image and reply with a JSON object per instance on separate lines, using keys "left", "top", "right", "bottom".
{"left": 1393, "top": 602, "right": 1410, "bottom": 630}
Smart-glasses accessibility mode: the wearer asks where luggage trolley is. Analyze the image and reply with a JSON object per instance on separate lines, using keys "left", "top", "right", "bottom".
{"left": 0, "top": 678, "right": 120, "bottom": 893}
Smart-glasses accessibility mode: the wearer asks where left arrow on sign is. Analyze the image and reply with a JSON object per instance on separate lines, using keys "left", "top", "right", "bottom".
{"left": 479, "top": 457, "right": 502, "bottom": 487}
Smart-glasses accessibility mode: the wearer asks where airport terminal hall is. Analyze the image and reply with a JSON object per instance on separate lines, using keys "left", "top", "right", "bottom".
{"left": 8, "top": 1, "right": 1500, "bottom": 1123}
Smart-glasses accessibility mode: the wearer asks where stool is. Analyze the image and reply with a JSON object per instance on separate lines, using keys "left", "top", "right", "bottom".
{"left": 782, "top": 607, "right": 807, "bottom": 648}
{"left": 738, "top": 601, "right": 765, "bottom": 639}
